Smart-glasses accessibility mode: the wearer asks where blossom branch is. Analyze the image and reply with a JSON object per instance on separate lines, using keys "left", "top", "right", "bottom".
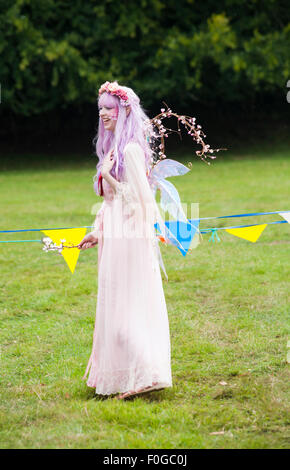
{"left": 145, "top": 102, "right": 227, "bottom": 166}
{"left": 42, "top": 237, "right": 79, "bottom": 254}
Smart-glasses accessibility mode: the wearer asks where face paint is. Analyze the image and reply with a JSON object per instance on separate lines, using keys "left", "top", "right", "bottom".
{"left": 111, "top": 106, "right": 119, "bottom": 121}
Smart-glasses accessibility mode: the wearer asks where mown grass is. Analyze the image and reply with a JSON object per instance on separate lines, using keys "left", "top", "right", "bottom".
{"left": 0, "top": 145, "right": 289, "bottom": 449}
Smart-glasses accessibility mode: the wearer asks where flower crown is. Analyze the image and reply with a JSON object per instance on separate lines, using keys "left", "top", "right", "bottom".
{"left": 98, "top": 81, "right": 130, "bottom": 107}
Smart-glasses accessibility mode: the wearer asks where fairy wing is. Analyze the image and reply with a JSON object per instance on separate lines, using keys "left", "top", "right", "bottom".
{"left": 157, "top": 178, "right": 188, "bottom": 222}
{"left": 149, "top": 159, "right": 190, "bottom": 184}
{"left": 149, "top": 158, "right": 190, "bottom": 222}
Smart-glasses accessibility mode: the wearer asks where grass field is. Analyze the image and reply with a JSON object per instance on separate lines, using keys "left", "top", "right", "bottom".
{"left": 0, "top": 145, "right": 289, "bottom": 449}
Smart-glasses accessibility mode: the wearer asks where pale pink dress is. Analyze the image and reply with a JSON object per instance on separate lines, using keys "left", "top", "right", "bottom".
{"left": 82, "top": 141, "right": 172, "bottom": 395}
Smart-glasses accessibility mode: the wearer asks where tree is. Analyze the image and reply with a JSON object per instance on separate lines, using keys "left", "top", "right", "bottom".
{"left": 0, "top": 0, "right": 289, "bottom": 116}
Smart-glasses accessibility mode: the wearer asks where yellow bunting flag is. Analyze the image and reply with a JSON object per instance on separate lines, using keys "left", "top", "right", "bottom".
{"left": 225, "top": 224, "right": 267, "bottom": 243}
{"left": 41, "top": 228, "right": 87, "bottom": 273}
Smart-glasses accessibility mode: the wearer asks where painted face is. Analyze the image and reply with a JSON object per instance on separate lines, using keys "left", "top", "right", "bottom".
{"left": 99, "top": 105, "right": 118, "bottom": 132}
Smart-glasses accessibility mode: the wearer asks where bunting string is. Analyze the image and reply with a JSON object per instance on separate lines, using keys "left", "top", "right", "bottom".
{"left": 0, "top": 218, "right": 287, "bottom": 260}
{"left": 0, "top": 217, "right": 288, "bottom": 241}
{"left": 0, "top": 210, "right": 289, "bottom": 272}
{"left": 0, "top": 210, "right": 289, "bottom": 236}
{"left": 199, "top": 220, "right": 287, "bottom": 233}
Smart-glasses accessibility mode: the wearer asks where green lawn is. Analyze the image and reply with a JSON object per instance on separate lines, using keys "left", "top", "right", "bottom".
{"left": 0, "top": 146, "right": 289, "bottom": 449}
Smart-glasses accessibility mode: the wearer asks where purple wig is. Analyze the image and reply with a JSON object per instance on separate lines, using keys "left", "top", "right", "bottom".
{"left": 93, "top": 83, "right": 155, "bottom": 195}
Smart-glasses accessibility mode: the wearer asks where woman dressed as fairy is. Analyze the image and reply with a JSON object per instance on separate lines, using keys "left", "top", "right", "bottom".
{"left": 78, "top": 81, "right": 221, "bottom": 400}
{"left": 78, "top": 82, "right": 174, "bottom": 400}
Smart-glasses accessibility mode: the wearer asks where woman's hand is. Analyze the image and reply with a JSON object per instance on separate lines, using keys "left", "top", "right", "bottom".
{"left": 77, "top": 233, "right": 98, "bottom": 250}
{"left": 101, "top": 149, "right": 115, "bottom": 175}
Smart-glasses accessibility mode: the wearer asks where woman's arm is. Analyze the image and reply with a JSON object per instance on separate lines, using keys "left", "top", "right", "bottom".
{"left": 102, "top": 170, "right": 119, "bottom": 194}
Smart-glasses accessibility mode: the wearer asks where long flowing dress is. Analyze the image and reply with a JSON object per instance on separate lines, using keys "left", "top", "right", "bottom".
{"left": 82, "top": 141, "right": 173, "bottom": 395}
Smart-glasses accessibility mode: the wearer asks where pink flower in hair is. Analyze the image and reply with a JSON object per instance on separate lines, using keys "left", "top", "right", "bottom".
{"left": 108, "top": 82, "right": 118, "bottom": 93}
{"left": 98, "top": 81, "right": 130, "bottom": 107}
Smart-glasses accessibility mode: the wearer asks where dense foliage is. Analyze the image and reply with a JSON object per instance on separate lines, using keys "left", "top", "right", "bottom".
{"left": 0, "top": 0, "right": 289, "bottom": 116}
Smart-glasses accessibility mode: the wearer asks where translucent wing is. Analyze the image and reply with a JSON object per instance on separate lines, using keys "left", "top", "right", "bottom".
{"left": 157, "top": 178, "right": 188, "bottom": 223}
{"left": 149, "top": 159, "right": 190, "bottom": 216}
{"left": 148, "top": 157, "right": 197, "bottom": 254}
{"left": 149, "top": 159, "right": 190, "bottom": 184}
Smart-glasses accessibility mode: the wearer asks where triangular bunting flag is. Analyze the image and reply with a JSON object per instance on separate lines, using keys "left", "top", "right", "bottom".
{"left": 41, "top": 228, "right": 87, "bottom": 273}
{"left": 225, "top": 224, "right": 267, "bottom": 243}
{"left": 279, "top": 212, "right": 290, "bottom": 224}
{"left": 155, "top": 219, "right": 200, "bottom": 256}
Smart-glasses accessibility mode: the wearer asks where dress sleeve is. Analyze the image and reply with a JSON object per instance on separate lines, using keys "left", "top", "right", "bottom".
{"left": 116, "top": 142, "right": 153, "bottom": 210}
{"left": 89, "top": 201, "right": 105, "bottom": 237}
{"left": 114, "top": 142, "right": 169, "bottom": 280}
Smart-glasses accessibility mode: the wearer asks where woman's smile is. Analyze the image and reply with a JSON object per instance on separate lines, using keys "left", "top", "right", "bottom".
{"left": 99, "top": 106, "right": 117, "bottom": 132}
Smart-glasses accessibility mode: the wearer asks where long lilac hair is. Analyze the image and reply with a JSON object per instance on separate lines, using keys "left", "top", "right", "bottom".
{"left": 93, "top": 83, "right": 155, "bottom": 195}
